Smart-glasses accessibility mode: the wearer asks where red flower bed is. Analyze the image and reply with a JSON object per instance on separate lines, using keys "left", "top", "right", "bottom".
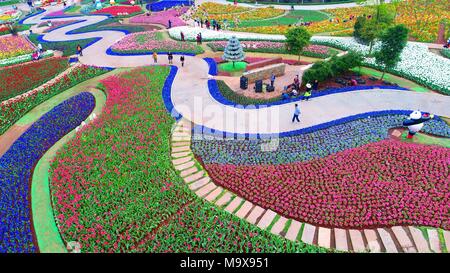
{"left": 92, "top": 5, "right": 143, "bottom": 17}
{"left": 202, "top": 140, "right": 450, "bottom": 230}
{"left": 0, "top": 57, "right": 68, "bottom": 101}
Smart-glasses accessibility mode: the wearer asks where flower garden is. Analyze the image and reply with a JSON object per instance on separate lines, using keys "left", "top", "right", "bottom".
{"left": 110, "top": 31, "right": 204, "bottom": 55}
{"left": 0, "top": 35, "right": 35, "bottom": 60}
{"left": 129, "top": 7, "right": 188, "bottom": 27}
{"left": 0, "top": 1, "right": 449, "bottom": 255}
{"left": 48, "top": 66, "right": 323, "bottom": 253}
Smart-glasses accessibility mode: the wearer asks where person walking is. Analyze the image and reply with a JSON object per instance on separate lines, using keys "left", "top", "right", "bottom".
{"left": 270, "top": 73, "right": 275, "bottom": 87}
{"left": 37, "top": 43, "right": 43, "bottom": 52}
{"left": 199, "top": 33, "right": 202, "bottom": 44}
{"left": 168, "top": 52, "right": 173, "bottom": 64}
{"left": 168, "top": 20, "right": 172, "bottom": 29}
{"left": 152, "top": 52, "right": 158, "bottom": 63}
{"left": 180, "top": 55, "right": 185, "bottom": 67}
{"left": 196, "top": 33, "right": 201, "bottom": 45}
{"left": 180, "top": 31, "right": 185, "bottom": 42}
{"left": 292, "top": 104, "right": 301, "bottom": 123}
{"left": 76, "top": 44, "right": 83, "bottom": 57}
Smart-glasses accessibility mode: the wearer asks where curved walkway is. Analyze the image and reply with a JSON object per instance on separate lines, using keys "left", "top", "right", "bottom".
{"left": 171, "top": 118, "right": 450, "bottom": 253}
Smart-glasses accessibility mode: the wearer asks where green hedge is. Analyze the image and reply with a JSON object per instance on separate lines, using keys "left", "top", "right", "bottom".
{"left": 302, "top": 51, "right": 362, "bottom": 84}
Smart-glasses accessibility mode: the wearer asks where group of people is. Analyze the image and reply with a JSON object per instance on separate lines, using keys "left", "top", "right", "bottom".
{"left": 32, "top": 43, "right": 44, "bottom": 60}
{"left": 152, "top": 52, "right": 185, "bottom": 67}
{"left": 194, "top": 18, "right": 222, "bottom": 31}
{"left": 282, "top": 76, "right": 319, "bottom": 102}
{"left": 290, "top": 79, "right": 320, "bottom": 124}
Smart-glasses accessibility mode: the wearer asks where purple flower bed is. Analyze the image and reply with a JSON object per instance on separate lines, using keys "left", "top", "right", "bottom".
{"left": 129, "top": 7, "right": 188, "bottom": 27}
{"left": 192, "top": 114, "right": 450, "bottom": 166}
{"left": 0, "top": 92, "right": 95, "bottom": 253}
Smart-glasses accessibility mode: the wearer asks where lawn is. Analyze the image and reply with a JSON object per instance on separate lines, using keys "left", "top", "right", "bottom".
{"left": 49, "top": 66, "right": 324, "bottom": 253}
{"left": 239, "top": 10, "right": 330, "bottom": 28}
{"left": 218, "top": 61, "right": 247, "bottom": 72}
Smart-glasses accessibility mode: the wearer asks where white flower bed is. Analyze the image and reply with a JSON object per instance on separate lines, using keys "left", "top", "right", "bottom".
{"left": 168, "top": 26, "right": 286, "bottom": 41}
{"left": 0, "top": 50, "right": 54, "bottom": 67}
{"left": 311, "top": 36, "right": 450, "bottom": 94}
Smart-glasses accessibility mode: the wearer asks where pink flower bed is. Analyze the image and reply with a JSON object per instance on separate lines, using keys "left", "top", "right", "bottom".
{"left": 92, "top": 5, "right": 142, "bottom": 17}
{"left": 110, "top": 31, "right": 201, "bottom": 54}
{"left": 208, "top": 41, "right": 332, "bottom": 58}
{"left": 129, "top": 7, "right": 188, "bottom": 27}
{"left": 202, "top": 140, "right": 450, "bottom": 229}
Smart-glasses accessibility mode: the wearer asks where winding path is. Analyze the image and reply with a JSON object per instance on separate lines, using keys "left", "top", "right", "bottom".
{"left": 22, "top": 6, "right": 450, "bottom": 138}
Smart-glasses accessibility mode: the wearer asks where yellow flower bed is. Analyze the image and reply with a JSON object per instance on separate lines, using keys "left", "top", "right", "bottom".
{"left": 0, "top": 35, "right": 35, "bottom": 60}
{"left": 231, "top": 1, "right": 450, "bottom": 42}
{"left": 196, "top": 2, "right": 250, "bottom": 14}
{"left": 193, "top": 3, "right": 284, "bottom": 23}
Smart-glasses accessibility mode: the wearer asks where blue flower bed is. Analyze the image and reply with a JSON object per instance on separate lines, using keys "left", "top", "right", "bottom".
{"left": 192, "top": 114, "right": 450, "bottom": 165}
{"left": 0, "top": 92, "right": 95, "bottom": 253}
{"left": 203, "top": 58, "right": 217, "bottom": 76}
{"left": 147, "top": 1, "right": 193, "bottom": 12}
{"left": 161, "top": 65, "right": 181, "bottom": 120}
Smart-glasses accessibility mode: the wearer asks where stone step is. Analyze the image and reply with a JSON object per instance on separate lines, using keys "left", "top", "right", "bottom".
{"left": 205, "top": 187, "right": 223, "bottom": 202}
{"left": 318, "top": 227, "right": 331, "bottom": 249}
{"left": 443, "top": 230, "right": 450, "bottom": 253}
{"left": 189, "top": 177, "right": 210, "bottom": 190}
{"left": 172, "top": 146, "right": 190, "bottom": 153}
{"left": 174, "top": 160, "right": 195, "bottom": 171}
{"left": 428, "top": 229, "right": 442, "bottom": 253}
{"left": 377, "top": 228, "right": 398, "bottom": 253}
{"left": 195, "top": 182, "right": 217, "bottom": 198}
{"left": 408, "top": 227, "right": 431, "bottom": 253}
{"left": 285, "top": 220, "right": 302, "bottom": 241}
{"left": 300, "top": 223, "right": 315, "bottom": 245}
{"left": 172, "top": 136, "right": 191, "bottom": 142}
{"left": 334, "top": 228, "right": 348, "bottom": 252}
{"left": 257, "top": 209, "right": 277, "bottom": 230}
{"left": 184, "top": 170, "right": 205, "bottom": 183}
{"left": 172, "top": 156, "right": 192, "bottom": 166}
{"left": 225, "top": 197, "right": 243, "bottom": 214}
{"left": 172, "top": 151, "right": 191, "bottom": 158}
{"left": 364, "top": 229, "right": 381, "bottom": 253}
{"left": 246, "top": 206, "right": 265, "bottom": 225}
{"left": 391, "top": 226, "right": 416, "bottom": 253}
{"left": 348, "top": 230, "right": 365, "bottom": 252}
{"left": 180, "top": 166, "right": 198, "bottom": 177}
{"left": 270, "top": 216, "right": 288, "bottom": 235}
{"left": 215, "top": 192, "right": 232, "bottom": 207}
{"left": 172, "top": 141, "right": 191, "bottom": 147}
{"left": 235, "top": 201, "right": 253, "bottom": 219}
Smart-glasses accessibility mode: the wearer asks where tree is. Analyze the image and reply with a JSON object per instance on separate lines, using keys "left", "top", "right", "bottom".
{"left": 285, "top": 27, "right": 311, "bottom": 62}
{"left": 375, "top": 24, "right": 409, "bottom": 79}
{"left": 222, "top": 36, "right": 245, "bottom": 68}
{"left": 353, "top": 16, "right": 366, "bottom": 42}
{"left": 354, "top": 0, "right": 395, "bottom": 54}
